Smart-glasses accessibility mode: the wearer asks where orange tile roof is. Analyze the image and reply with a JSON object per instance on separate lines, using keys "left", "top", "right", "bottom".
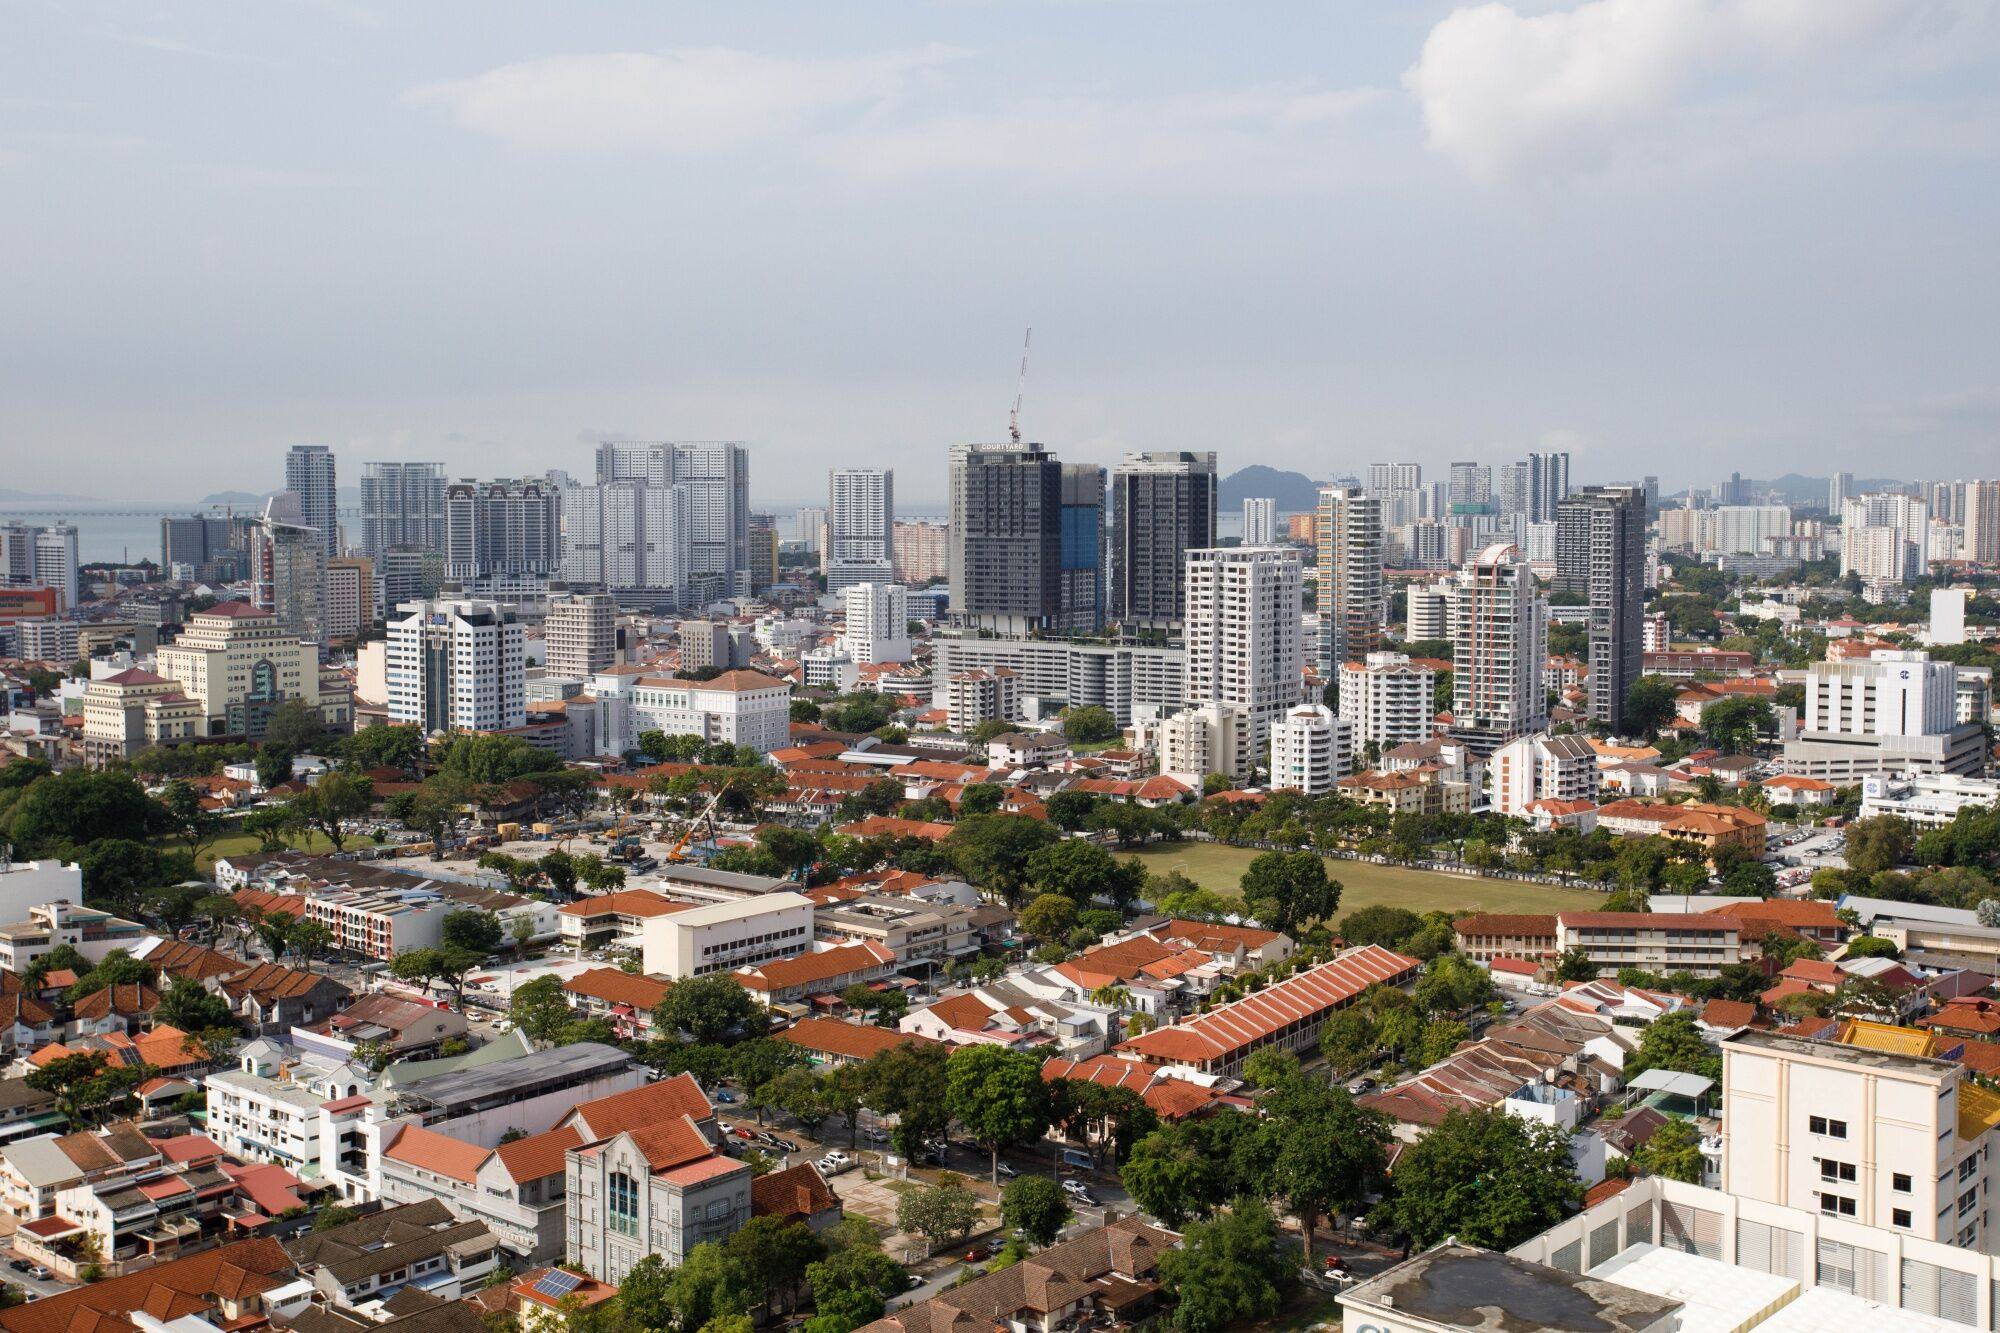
{"left": 836, "top": 815, "right": 954, "bottom": 842}
{"left": 569, "top": 1072, "right": 712, "bottom": 1139}
{"left": 0, "top": 1238, "right": 291, "bottom": 1333}
{"left": 383, "top": 1123, "right": 490, "bottom": 1184}
{"left": 564, "top": 967, "right": 671, "bottom": 1011}
{"left": 1118, "top": 945, "right": 1419, "bottom": 1065}
{"left": 558, "top": 890, "right": 691, "bottom": 919}
{"left": 777, "top": 1017, "right": 930, "bottom": 1062}
{"left": 495, "top": 1126, "right": 583, "bottom": 1183}
{"left": 752, "top": 1160, "right": 838, "bottom": 1221}
{"left": 735, "top": 941, "right": 896, "bottom": 993}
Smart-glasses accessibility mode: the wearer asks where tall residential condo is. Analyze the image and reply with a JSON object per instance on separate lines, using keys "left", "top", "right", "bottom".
{"left": 596, "top": 442, "right": 751, "bottom": 599}
{"left": 1315, "top": 485, "right": 1384, "bottom": 669}
{"left": 826, "top": 467, "right": 895, "bottom": 592}
{"left": 0, "top": 521, "right": 80, "bottom": 611}
{"left": 1366, "top": 463, "right": 1421, "bottom": 495}
{"left": 1965, "top": 479, "right": 2000, "bottom": 563}
{"left": 1448, "top": 541, "right": 1547, "bottom": 754}
{"left": 284, "top": 444, "right": 339, "bottom": 559}
{"left": 1447, "top": 461, "right": 1492, "bottom": 507}
{"left": 546, "top": 591, "right": 620, "bottom": 679}
{"left": 562, "top": 482, "right": 691, "bottom": 604}
{"left": 1111, "top": 451, "right": 1217, "bottom": 640}
{"left": 1527, "top": 450, "right": 1570, "bottom": 523}
{"left": 1241, "top": 497, "right": 1276, "bottom": 546}
{"left": 1556, "top": 484, "right": 1646, "bottom": 733}
{"left": 359, "top": 461, "right": 446, "bottom": 556}
{"left": 948, "top": 441, "right": 1064, "bottom": 637}
{"left": 1182, "top": 545, "right": 1304, "bottom": 780}
{"left": 1060, "top": 463, "right": 1107, "bottom": 634}
{"left": 444, "top": 477, "right": 564, "bottom": 589}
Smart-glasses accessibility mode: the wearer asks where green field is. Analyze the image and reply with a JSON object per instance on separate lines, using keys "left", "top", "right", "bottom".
{"left": 1125, "top": 842, "right": 1607, "bottom": 917}
{"left": 190, "top": 830, "right": 379, "bottom": 872}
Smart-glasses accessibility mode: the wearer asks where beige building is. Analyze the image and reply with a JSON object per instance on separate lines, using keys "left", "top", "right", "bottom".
{"left": 79, "top": 667, "right": 205, "bottom": 766}
{"left": 157, "top": 600, "right": 351, "bottom": 739}
{"left": 547, "top": 592, "right": 618, "bottom": 679}
{"left": 323, "top": 556, "right": 374, "bottom": 643}
{"left": 641, "top": 893, "right": 815, "bottom": 980}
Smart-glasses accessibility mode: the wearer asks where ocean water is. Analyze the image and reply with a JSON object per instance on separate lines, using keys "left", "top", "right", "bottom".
{"left": 0, "top": 505, "right": 222, "bottom": 565}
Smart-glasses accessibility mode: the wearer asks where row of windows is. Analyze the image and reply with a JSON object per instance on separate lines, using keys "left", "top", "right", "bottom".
{"left": 1809, "top": 1115, "right": 1849, "bottom": 1139}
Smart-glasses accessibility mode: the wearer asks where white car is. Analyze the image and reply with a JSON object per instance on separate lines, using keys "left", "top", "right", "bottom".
{"left": 1061, "top": 1178, "right": 1090, "bottom": 1197}
{"left": 819, "top": 1151, "right": 853, "bottom": 1173}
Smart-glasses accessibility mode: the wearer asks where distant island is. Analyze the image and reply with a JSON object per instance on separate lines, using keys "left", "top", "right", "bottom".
{"left": 1220, "top": 465, "right": 1325, "bottom": 514}
{"left": 0, "top": 488, "right": 97, "bottom": 503}
{"left": 199, "top": 490, "right": 269, "bottom": 506}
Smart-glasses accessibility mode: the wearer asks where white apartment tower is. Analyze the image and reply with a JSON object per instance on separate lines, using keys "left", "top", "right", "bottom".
{"left": 32, "top": 525, "right": 79, "bottom": 612}
{"left": 547, "top": 592, "right": 619, "bottom": 679}
{"left": 842, "top": 582, "right": 911, "bottom": 665}
{"left": 1241, "top": 498, "right": 1276, "bottom": 547}
{"left": 595, "top": 442, "right": 751, "bottom": 599}
{"left": 1268, "top": 703, "right": 1352, "bottom": 795}
{"left": 285, "top": 445, "right": 339, "bottom": 559}
{"left": 561, "top": 482, "right": 691, "bottom": 603}
{"left": 826, "top": 468, "right": 895, "bottom": 593}
{"left": 1183, "top": 546, "right": 1303, "bottom": 780}
{"left": 1315, "top": 486, "right": 1384, "bottom": 669}
{"left": 1338, "top": 652, "right": 1435, "bottom": 755}
{"left": 1450, "top": 542, "right": 1547, "bottom": 754}
{"left": 385, "top": 599, "right": 526, "bottom": 733}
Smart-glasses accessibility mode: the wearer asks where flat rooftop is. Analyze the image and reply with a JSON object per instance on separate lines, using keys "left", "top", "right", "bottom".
{"left": 1725, "top": 1028, "right": 1957, "bottom": 1075}
{"left": 1754, "top": 1284, "right": 1972, "bottom": 1333}
{"left": 397, "top": 1041, "right": 631, "bottom": 1112}
{"left": 1341, "top": 1244, "right": 1682, "bottom": 1332}
{"left": 1585, "top": 1244, "right": 1795, "bottom": 1333}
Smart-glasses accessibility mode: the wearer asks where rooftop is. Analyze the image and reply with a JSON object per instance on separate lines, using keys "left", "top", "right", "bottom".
{"left": 1341, "top": 1244, "right": 1682, "bottom": 1333}
{"left": 396, "top": 1041, "right": 631, "bottom": 1113}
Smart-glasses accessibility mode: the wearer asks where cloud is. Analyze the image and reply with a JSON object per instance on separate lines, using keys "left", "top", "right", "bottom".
{"left": 406, "top": 46, "right": 963, "bottom": 153}
{"left": 1404, "top": 0, "right": 1982, "bottom": 183}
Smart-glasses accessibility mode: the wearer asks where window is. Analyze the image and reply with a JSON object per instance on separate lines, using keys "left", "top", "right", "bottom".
{"left": 1820, "top": 1160, "right": 1857, "bottom": 1183}
{"left": 1894, "top": 1173, "right": 1913, "bottom": 1193}
{"left": 608, "top": 1172, "right": 639, "bottom": 1238}
{"left": 1809, "top": 1116, "right": 1848, "bottom": 1139}
{"left": 1894, "top": 1209, "right": 1912, "bottom": 1228}
{"left": 1820, "top": 1193, "right": 1857, "bottom": 1217}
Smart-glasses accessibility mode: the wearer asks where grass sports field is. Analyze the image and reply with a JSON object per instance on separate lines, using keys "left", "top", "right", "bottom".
{"left": 1124, "top": 842, "right": 1606, "bottom": 917}
{"left": 188, "top": 830, "right": 379, "bottom": 873}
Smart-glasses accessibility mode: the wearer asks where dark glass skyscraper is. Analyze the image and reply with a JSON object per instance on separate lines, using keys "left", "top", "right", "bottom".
{"left": 1110, "top": 451, "right": 1217, "bottom": 641}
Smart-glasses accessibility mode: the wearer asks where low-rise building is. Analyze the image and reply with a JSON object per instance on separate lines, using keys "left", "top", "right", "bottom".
{"left": 558, "top": 891, "right": 691, "bottom": 953}
{"left": 1454, "top": 913, "right": 1560, "bottom": 963}
{"left": 0, "top": 903, "right": 149, "bottom": 973}
{"left": 1556, "top": 911, "right": 1743, "bottom": 978}
{"left": 776, "top": 1017, "right": 931, "bottom": 1069}
{"left": 813, "top": 895, "right": 979, "bottom": 967}
{"left": 732, "top": 941, "right": 897, "bottom": 1006}
{"left": 287, "top": 1199, "right": 499, "bottom": 1309}
{"left": 1594, "top": 799, "right": 1767, "bottom": 861}
{"left": 640, "top": 892, "right": 816, "bottom": 981}
{"left": 1860, "top": 771, "right": 2000, "bottom": 827}
{"left": 562, "top": 969, "right": 671, "bottom": 1040}
{"left": 291, "top": 993, "right": 467, "bottom": 1063}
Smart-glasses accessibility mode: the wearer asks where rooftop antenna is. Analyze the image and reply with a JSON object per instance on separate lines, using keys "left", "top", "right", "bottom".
{"left": 1008, "top": 327, "right": 1033, "bottom": 445}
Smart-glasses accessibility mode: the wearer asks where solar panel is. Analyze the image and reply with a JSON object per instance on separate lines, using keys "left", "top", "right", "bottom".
{"left": 533, "top": 1271, "right": 584, "bottom": 1299}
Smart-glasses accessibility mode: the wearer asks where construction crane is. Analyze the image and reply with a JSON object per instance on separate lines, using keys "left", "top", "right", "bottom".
{"left": 1008, "top": 327, "right": 1033, "bottom": 444}
{"left": 663, "top": 788, "right": 725, "bottom": 864}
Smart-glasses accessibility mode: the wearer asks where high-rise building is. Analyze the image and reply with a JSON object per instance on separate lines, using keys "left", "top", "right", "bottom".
{"left": 1718, "top": 471, "right": 1750, "bottom": 506}
{"left": 1314, "top": 486, "right": 1384, "bottom": 669}
{"left": 444, "top": 478, "right": 563, "bottom": 590}
{"left": 748, "top": 514, "right": 779, "bottom": 593}
{"left": 1840, "top": 492, "right": 1931, "bottom": 588}
{"left": 1965, "top": 480, "right": 2000, "bottom": 564}
{"left": 377, "top": 548, "right": 442, "bottom": 611}
{"left": 1241, "top": 498, "right": 1276, "bottom": 547}
{"left": 826, "top": 468, "right": 895, "bottom": 593}
{"left": 158, "top": 600, "right": 351, "bottom": 739}
{"left": 1337, "top": 652, "right": 1435, "bottom": 754}
{"left": 1367, "top": 463, "right": 1421, "bottom": 495}
{"left": 1449, "top": 542, "right": 1547, "bottom": 754}
{"left": 892, "top": 521, "right": 948, "bottom": 584}
{"left": 795, "top": 506, "right": 826, "bottom": 553}
{"left": 562, "top": 483, "right": 691, "bottom": 604}
{"left": 384, "top": 598, "right": 525, "bottom": 732}
{"left": 948, "top": 442, "right": 1063, "bottom": 637}
{"left": 31, "top": 525, "right": 78, "bottom": 612}
{"left": 323, "top": 556, "right": 373, "bottom": 643}
{"left": 842, "top": 582, "right": 912, "bottom": 665}
{"left": 1405, "top": 578, "right": 1456, "bottom": 642}
{"left": 1713, "top": 505, "right": 1793, "bottom": 556}
{"left": 1495, "top": 462, "right": 1530, "bottom": 518}
{"left": 1060, "top": 464, "right": 1107, "bottom": 634}
{"left": 547, "top": 592, "right": 619, "bottom": 679}
{"left": 1447, "top": 462, "right": 1492, "bottom": 508}
{"left": 1782, "top": 649, "right": 1984, "bottom": 780}
{"left": 1828, "top": 471, "right": 1854, "bottom": 514}
{"left": 160, "top": 514, "right": 248, "bottom": 582}
{"left": 1556, "top": 485, "right": 1646, "bottom": 733}
{"left": 284, "top": 445, "right": 338, "bottom": 559}
{"left": 1111, "top": 451, "right": 1216, "bottom": 639}
{"left": 252, "top": 494, "right": 325, "bottom": 647}
{"left": 1268, "top": 703, "right": 1352, "bottom": 795}
{"left": 1182, "top": 546, "right": 1302, "bottom": 780}
{"left": 359, "top": 462, "right": 446, "bottom": 557}
{"left": 596, "top": 442, "right": 750, "bottom": 599}
{"left": 1527, "top": 452, "right": 1570, "bottom": 524}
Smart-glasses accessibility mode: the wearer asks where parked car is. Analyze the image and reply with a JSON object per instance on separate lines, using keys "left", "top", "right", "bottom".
{"left": 995, "top": 1161, "right": 1017, "bottom": 1178}
{"left": 819, "top": 1151, "right": 853, "bottom": 1173}
{"left": 26, "top": 1267, "right": 50, "bottom": 1282}
{"left": 1061, "top": 1178, "right": 1091, "bottom": 1196}
{"left": 731, "top": 1126, "right": 756, "bottom": 1141}
{"left": 5, "top": 1260, "right": 27, "bottom": 1274}
{"left": 861, "top": 1127, "right": 892, "bottom": 1144}
{"left": 712, "top": 1089, "right": 738, "bottom": 1104}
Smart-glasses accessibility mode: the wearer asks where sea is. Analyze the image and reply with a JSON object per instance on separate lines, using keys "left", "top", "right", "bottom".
{"left": 0, "top": 504, "right": 235, "bottom": 566}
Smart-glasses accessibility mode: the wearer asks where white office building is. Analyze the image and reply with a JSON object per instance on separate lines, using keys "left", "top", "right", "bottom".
{"left": 385, "top": 599, "right": 526, "bottom": 732}
{"left": 1268, "top": 703, "right": 1352, "bottom": 795}
{"left": 546, "top": 592, "right": 619, "bottom": 679}
{"left": 1338, "top": 651, "right": 1435, "bottom": 755}
{"left": 1183, "top": 547, "right": 1303, "bottom": 782}
{"left": 841, "top": 582, "right": 911, "bottom": 664}
{"left": 1783, "top": 649, "right": 1985, "bottom": 780}
{"left": 591, "top": 668, "right": 791, "bottom": 757}
{"left": 1405, "top": 578, "right": 1456, "bottom": 642}
{"left": 642, "top": 893, "right": 816, "bottom": 980}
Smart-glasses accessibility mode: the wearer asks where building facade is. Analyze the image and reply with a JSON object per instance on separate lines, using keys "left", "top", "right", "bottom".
{"left": 1450, "top": 542, "right": 1547, "bottom": 753}
{"left": 285, "top": 444, "right": 339, "bottom": 560}
{"left": 948, "top": 442, "right": 1063, "bottom": 636}
{"left": 360, "top": 461, "right": 446, "bottom": 557}
{"left": 1183, "top": 547, "right": 1303, "bottom": 782}
{"left": 826, "top": 468, "right": 895, "bottom": 593}
{"left": 1111, "top": 451, "right": 1217, "bottom": 639}
{"left": 1338, "top": 652, "right": 1435, "bottom": 754}
{"left": 1315, "top": 485, "right": 1384, "bottom": 669}
{"left": 1268, "top": 703, "right": 1353, "bottom": 795}
{"left": 384, "top": 599, "right": 527, "bottom": 732}
{"left": 546, "top": 592, "right": 618, "bottom": 679}
{"left": 1556, "top": 485, "right": 1646, "bottom": 733}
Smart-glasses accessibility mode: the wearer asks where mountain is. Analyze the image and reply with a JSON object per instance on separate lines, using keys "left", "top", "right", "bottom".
{"left": 199, "top": 490, "right": 268, "bottom": 506}
{"left": 0, "top": 488, "right": 96, "bottom": 503}
{"left": 1220, "top": 465, "right": 1324, "bottom": 514}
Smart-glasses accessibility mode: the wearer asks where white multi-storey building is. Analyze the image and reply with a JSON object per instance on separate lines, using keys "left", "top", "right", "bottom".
{"left": 1842, "top": 492, "right": 1931, "bottom": 589}
{"left": 546, "top": 592, "right": 618, "bottom": 679}
{"left": 157, "top": 600, "right": 349, "bottom": 738}
{"left": 561, "top": 482, "right": 691, "bottom": 603}
{"left": 930, "top": 637, "right": 1183, "bottom": 726}
{"left": 1405, "top": 578, "right": 1456, "bottom": 642}
{"left": 642, "top": 893, "right": 815, "bottom": 979}
{"left": 1783, "top": 649, "right": 1984, "bottom": 780}
{"left": 384, "top": 599, "right": 526, "bottom": 733}
{"left": 1713, "top": 505, "right": 1794, "bottom": 555}
{"left": 1183, "top": 547, "right": 1303, "bottom": 782}
{"left": 1723, "top": 1028, "right": 2000, "bottom": 1254}
{"left": 31, "top": 525, "right": 78, "bottom": 612}
{"left": 1487, "top": 732, "right": 1600, "bottom": 816}
{"left": 591, "top": 668, "right": 790, "bottom": 756}
{"left": 1241, "top": 497, "right": 1276, "bottom": 547}
{"left": 1338, "top": 651, "right": 1435, "bottom": 755}
{"left": 1316, "top": 486, "right": 1384, "bottom": 668}
{"left": 1267, "top": 703, "right": 1352, "bottom": 795}
{"left": 841, "top": 582, "right": 911, "bottom": 664}
{"left": 941, "top": 668, "right": 1020, "bottom": 734}
{"left": 827, "top": 468, "right": 895, "bottom": 592}
{"left": 1450, "top": 542, "right": 1547, "bottom": 754}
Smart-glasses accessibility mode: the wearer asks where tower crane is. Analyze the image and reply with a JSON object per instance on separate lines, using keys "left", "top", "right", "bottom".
{"left": 1008, "top": 327, "right": 1033, "bottom": 445}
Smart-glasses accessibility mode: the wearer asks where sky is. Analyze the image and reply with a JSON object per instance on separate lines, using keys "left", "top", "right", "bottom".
{"left": 3, "top": 0, "right": 1998, "bottom": 508}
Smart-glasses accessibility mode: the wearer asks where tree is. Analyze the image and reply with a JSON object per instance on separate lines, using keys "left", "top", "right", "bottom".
{"left": 255, "top": 744, "right": 295, "bottom": 791}
{"left": 1623, "top": 676, "right": 1680, "bottom": 738}
{"left": 1239, "top": 850, "right": 1339, "bottom": 936}
{"left": 1723, "top": 858, "right": 1777, "bottom": 896}
{"left": 1318, "top": 1008, "right": 1378, "bottom": 1077}
{"left": 1122, "top": 1122, "right": 1226, "bottom": 1227}
{"left": 1843, "top": 934, "right": 1900, "bottom": 958}
{"left": 944, "top": 1045, "right": 1053, "bottom": 1182}
{"left": 509, "top": 975, "right": 575, "bottom": 1044}
{"left": 1703, "top": 697, "right": 1774, "bottom": 753}
{"left": 1018, "top": 893, "right": 1078, "bottom": 943}
{"left": 1000, "top": 1175, "right": 1071, "bottom": 1248}
{"left": 284, "top": 918, "right": 335, "bottom": 969}
{"left": 339, "top": 724, "right": 423, "bottom": 774}
{"left": 662, "top": 1242, "right": 757, "bottom": 1333}
{"left": 1414, "top": 953, "right": 1495, "bottom": 1016}
{"left": 1420, "top": 1018, "right": 1470, "bottom": 1066}
{"left": 1846, "top": 816, "right": 1915, "bottom": 875}
{"left": 1338, "top": 905, "right": 1421, "bottom": 950}
{"left": 958, "top": 783, "right": 1005, "bottom": 816}
{"left": 1627, "top": 1011, "right": 1721, "bottom": 1083}
{"left": 896, "top": 1174, "right": 979, "bottom": 1254}
{"left": 858, "top": 1041, "right": 949, "bottom": 1159}
{"left": 656, "top": 975, "right": 759, "bottom": 1044}
{"left": 4, "top": 769, "right": 163, "bottom": 856}
{"left": 724, "top": 1216, "right": 825, "bottom": 1314}
{"left": 155, "top": 977, "right": 235, "bottom": 1033}
{"left": 1156, "top": 1200, "right": 1289, "bottom": 1333}
{"left": 1631, "top": 1117, "right": 1703, "bottom": 1183}
{"left": 158, "top": 780, "right": 223, "bottom": 862}
{"left": 441, "top": 908, "right": 505, "bottom": 957}
{"left": 1552, "top": 948, "right": 1597, "bottom": 983}
{"left": 1380, "top": 1108, "right": 1584, "bottom": 1250}
{"left": 1025, "top": 838, "right": 1144, "bottom": 909}
{"left": 261, "top": 699, "right": 329, "bottom": 755}
{"left": 389, "top": 948, "right": 445, "bottom": 998}
{"left": 311, "top": 1204, "right": 361, "bottom": 1232}
{"left": 1045, "top": 790, "right": 1099, "bottom": 833}
{"left": 943, "top": 814, "right": 1061, "bottom": 905}
{"left": 1261, "top": 1081, "right": 1389, "bottom": 1262}
{"left": 295, "top": 772, "right": 373, "bottom": 852}
{"left": 1061, "top": 706, "right": 1119, "bottom": 745}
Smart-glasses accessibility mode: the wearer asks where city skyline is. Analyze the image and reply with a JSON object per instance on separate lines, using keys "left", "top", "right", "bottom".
{"left": 5, "top": 3, "right": 1998, "bottom": 499}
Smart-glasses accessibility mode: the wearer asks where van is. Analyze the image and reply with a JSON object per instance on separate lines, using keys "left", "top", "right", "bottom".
{"left": 1060, "top": 1148, "right": 1095, "bottom": 1171}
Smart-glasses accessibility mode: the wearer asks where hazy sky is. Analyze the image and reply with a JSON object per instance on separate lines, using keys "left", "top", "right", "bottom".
{"left": 4, "top": 0, "right": 1997, "bottom": 506}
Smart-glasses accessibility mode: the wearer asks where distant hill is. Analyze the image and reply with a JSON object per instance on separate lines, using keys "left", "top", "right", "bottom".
{"left": 1220, "top": 465, "right": 1323, "bottom": 514}
{"left": 0, "top": 488, "right": 96, "bottom": 503}
{"left": 200, "top": 490, "right": 268, "bottom": 506}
